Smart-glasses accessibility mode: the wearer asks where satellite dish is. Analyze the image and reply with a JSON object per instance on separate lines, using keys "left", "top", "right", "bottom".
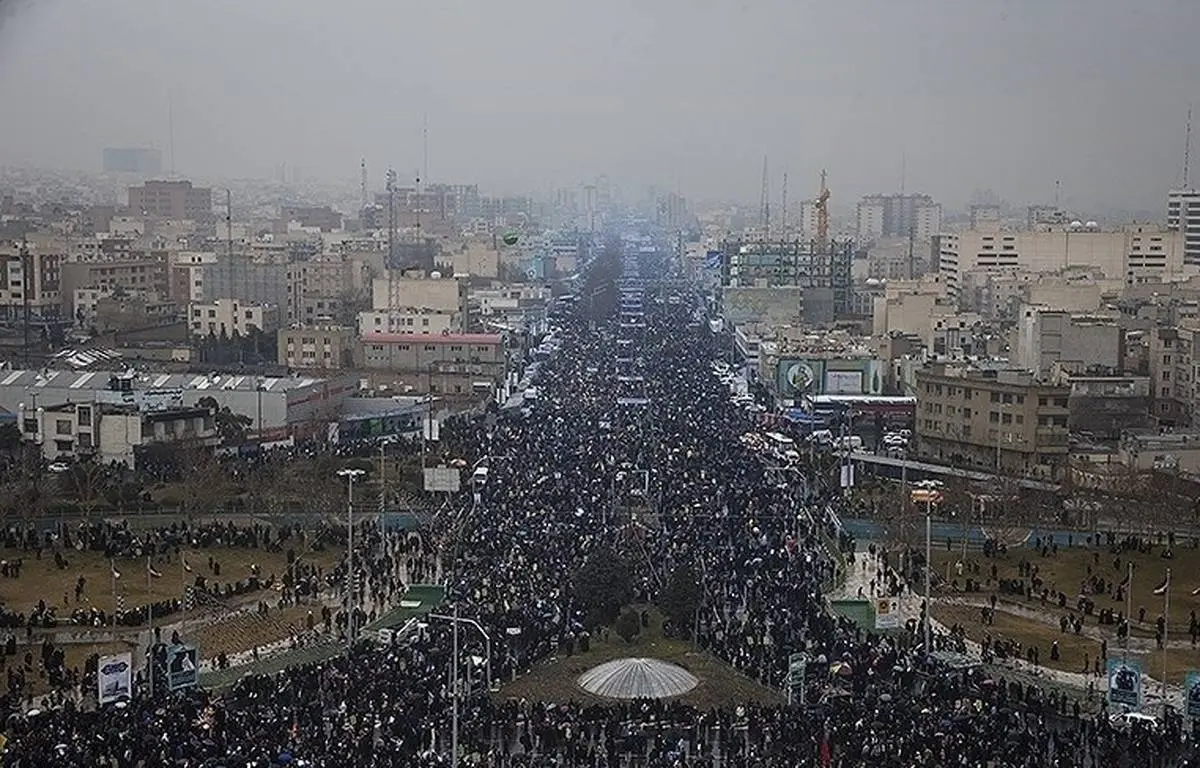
{"left": 502, "top": 232, "right": 519, "bottom": 246}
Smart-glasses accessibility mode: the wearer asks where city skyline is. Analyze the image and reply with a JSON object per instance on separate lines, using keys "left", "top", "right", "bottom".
{"left": 0, "top": 1, "right": 1198, "bottom": 210}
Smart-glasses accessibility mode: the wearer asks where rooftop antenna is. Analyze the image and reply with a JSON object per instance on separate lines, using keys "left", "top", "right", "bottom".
{"left": 386, "top": 168, "right": 397, "bottom": 310}
{"left": 360, "top": 158, "right": 368, "bottom": 213}
{"left": 780, "top": 171, "right": 789, "bottom": 238}
{"left": 758, "top": 155, "right": 770, "bottom": 238}
{"left": 900, "top": 151, "right": 906, "bottom": 195}
{"left": 225, "top": 189, "right": 234, "bottom": 300}
{"left": 1054, "top": 179, "right": 1061, "bottom": 208}
{"left": 168, "top": 91, "right": 176, "bottom": 177}
{"left": 422, "top": 112, "right": 429, "bottom": 187}
{"left": 1184, "top": 105, "right": 1194, "bottom": 189}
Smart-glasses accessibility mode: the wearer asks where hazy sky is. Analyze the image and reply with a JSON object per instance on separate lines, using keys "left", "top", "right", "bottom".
{"left": 1, "top": 0, "right": 1198, "bottom": 210}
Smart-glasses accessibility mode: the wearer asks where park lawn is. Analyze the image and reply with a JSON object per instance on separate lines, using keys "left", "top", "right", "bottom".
{"left": 933, "top": 603, "right": 1104, "bottom": 678}
{"left": 0, "top": 545, "right": 342, "bottom": 623}
{"left": 189, "top": 604, "right": 318, "bottom": 659}
{"left": 930, "top": 541, "right": 1200, "bottom": 638}
{"left": 497, "top": 607, "right": 784, "bottom": 711}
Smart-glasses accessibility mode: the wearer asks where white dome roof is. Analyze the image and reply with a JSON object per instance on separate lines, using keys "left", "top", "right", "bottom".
{"left": 577, "top": 658, "right": 699, "bottom": 700}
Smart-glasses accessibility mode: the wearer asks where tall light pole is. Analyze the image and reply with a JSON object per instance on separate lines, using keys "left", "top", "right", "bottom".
{"left": 336, "top": 467, "right": 365, "bottom": 652}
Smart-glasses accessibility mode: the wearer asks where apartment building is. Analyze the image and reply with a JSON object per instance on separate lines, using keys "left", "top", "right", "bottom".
{"left": 1015, "top": 308, "right": 1124, "bottom": 378}
{"left": 359, "top": 309, "right": 458, "bottom": 335}
{"left": 188, "top": 299, "right": 280, "bottom": 337}
{"left": 371, "top": 273, "right": 467, "bottom": 315}
{"left": 19, "top": 401, "right": 218, "bottom": 469}
{"left": 1148, "top": 325, "right": 1199, "bottom": 425}
{"left": 287, "top": 258, "right": 371, "bottom": 325}
{"left": 0, "top": 241, "right": 61, "bottom": 320}
{"left": 358, "top": 332, "right": 505, "bottom": 398}
{"left": 280, "top": 205, "right": 342, "bottom": 232}
{"left": 856, "top": 194, "right": 942, "bottom": 244}
{"left": 128, "top": 180, "right": 213, "bottom": 223}
{"left": 60, "top": 257, "right": 169, "bottom": 317}
{"left": 914, "top": 362, "right": 1071, "bottom": 478}
{"left": 278, "top": 326, "right": 356, "bottom": 371}
{"left": 1167, "top": 189, "right": 1200, "bottom": 266}
{"left": 936, "top": 226, "right": 1188, "bottom": 295}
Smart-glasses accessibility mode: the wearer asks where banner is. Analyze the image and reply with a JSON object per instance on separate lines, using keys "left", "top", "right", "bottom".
{"left": 97, "top": 652, "right": 133, "bottom": 704}
{"left": 167, "top": 644, "right": 199, "bottom": 691}
{"left": 1106, "top": 659, "right": 1143, "bottom": 709}
{"left": 875, "top": 598, "right": 901, "bottom": 631}
{"left": 1186, "top": 672, "right": 1200, "bottom": 720}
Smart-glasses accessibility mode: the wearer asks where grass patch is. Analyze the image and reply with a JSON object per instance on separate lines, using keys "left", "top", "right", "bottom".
{"left": 189, "top": 605, "right": 317, "bottom": 659}
{"left": 1, "top": 545, "right": 342, "bottom": 624}
{"left": 496, "top": 607, "right": 784, "bottom": 710}
{"left": 930, "top": 540, "right": 1200, "bottom": 638}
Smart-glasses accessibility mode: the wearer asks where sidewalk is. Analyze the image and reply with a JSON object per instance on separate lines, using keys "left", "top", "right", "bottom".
{"left": 832, "top": 546, "right": 1186, "bottom": 713}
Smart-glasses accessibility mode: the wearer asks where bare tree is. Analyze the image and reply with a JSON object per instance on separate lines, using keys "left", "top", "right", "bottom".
{"left": 176, "top": 440, "right": 230, "bottom": 518}
{"left": 65, "top": 455, "right": 112, "bottom": 520}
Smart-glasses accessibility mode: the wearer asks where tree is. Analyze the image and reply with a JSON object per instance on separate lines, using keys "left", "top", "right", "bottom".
{"left": 0, "top": 422, "right": 21, "bottom": 454}
{"left": 614, "top": 609, "right": 641, "bottom": 644}
{"left": 574, "top": 546, "right": 634, "bottom": 629}
{"left": 659, "top": 564, "right": 702, "bottom": 636}
{"left": 198, "top": 396, "right": 252, "bottom": 446}
{"left": 65, "top": 455, "right": 111, "bottom": 518}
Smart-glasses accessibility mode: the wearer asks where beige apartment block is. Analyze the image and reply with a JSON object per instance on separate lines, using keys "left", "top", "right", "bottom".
{"left": 189, "top": 298, "right": 280, "bottom": 337}
{"left": 1148, "top": 325, "right": 1199, "bottom": 425}
{"left": 937, "top": 226, "right": 1188, "bottom": 295}
{"left": 278, "top": 326, "right": 356, "bottom": 371}
{"left": 60, "top": 257, "right": 168, "bottom": 316}
{"left": 128, "top": 180, "right": 213, "bottom": 223}
{"left": 371, "top": 274, "right": 467, "bottom": 315}
{"left": 1015, "top": 307, "right": 1124, "bottom": 377}
{"left": 914, "top": 362, "right": 1071, "bottom": 478}
{"left": 0, "top": 240, "right": 61, "bottom": 320}
{"left": 358, "top": 309, "right": 460, "bottom": 335}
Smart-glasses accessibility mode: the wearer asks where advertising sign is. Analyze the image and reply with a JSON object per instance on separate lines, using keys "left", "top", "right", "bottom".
{"left": 777, "top": 360, "right": 824, "bottom": 399}
{"left": 1186, "top": 671, "right": 1200, "bottom": 721}
{"left": 167, "top": 644, "right": 199, "bottom": 691}
{"left": 1106, "top": 659, "right": 1143, "bottom": 709}
{"left": 423, "top": 466, "right": 462, "bottom": 493}
{"left": 875, "top": 598, "right": 901, "bottom": 631}
{"left": 97, "top": 652, "right": 133, "bottom": 704}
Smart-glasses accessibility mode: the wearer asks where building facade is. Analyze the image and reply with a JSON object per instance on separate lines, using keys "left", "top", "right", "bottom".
{"left": 0, "top": 242, "right": 61, "bottom": 321}
{"left": 127, "top": 180, "right": 213, "bottom": 223}
{"left": 278, "top": 326, "right": 356, "bottom": 371}
{"left": 1167, "top": 188, "right": 1200, "bottom": 266}
{"left": 914, "top": 363, "right": 1071, "bottom": 478}
{"left": 359, "top": 332, "right": 506, "bottom": 399}
{"left": 20, "top": 401, "right": 217, "bottom": 468}
{"left": 188, "top": 299, "right": 280, "bottom": 337}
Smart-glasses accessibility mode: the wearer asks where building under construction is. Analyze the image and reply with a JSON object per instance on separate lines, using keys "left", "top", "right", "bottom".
{"left": 717, "top": 236, "right": 854, "bottom": 324}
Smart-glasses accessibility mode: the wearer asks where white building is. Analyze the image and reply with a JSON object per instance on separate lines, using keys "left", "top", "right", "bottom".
{"left": 936, "top": 225, "right": 1190, "bottom": 295}
{"left": 1167, "top": 188, "right": 1200, "bottom": 266}
{"left": 19, "top": 401, "right": 218, "bottom": 468}
{"left": 188, "top": 298, "right": 280, "bottom": 336}
{"left": 855, "top": 193, "right": 941, "bottom": 244}
{"left": 358, "top": 309, "right": 458, "bottom": 335}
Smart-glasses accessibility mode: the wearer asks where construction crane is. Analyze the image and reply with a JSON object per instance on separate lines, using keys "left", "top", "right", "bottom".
{"left": 815, "top": 169, "right": 830, "bottom": 248}
{"left": 758, "top": 155, "right": 770, "bottom": 238}
{"left": 780, "top": 172, "right": 789, "bottom": 238}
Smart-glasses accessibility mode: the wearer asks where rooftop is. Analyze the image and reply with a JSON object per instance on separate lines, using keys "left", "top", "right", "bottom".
{"left": 0, "top": 368, "right": 326, "bottom": 393}
{"left": 362, "top": 333, "right": 503, "bottom": 346}
{"left": 577, "top": 658, "right": 699, "bottom": 700}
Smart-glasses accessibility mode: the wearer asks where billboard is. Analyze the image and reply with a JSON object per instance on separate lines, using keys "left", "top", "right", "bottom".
{"left": 1106, "top": 658, "right": 1142, "bottom": 709}
{"left": 167, "top": 644, "right": 199, "bottom": 691}
{"left": 874, "top": 598, "right": 901, "bottom": 630}
{"left": 1186, "top": 671, "right": 1200, "bottom": 721}
{"left": 423, "top": 466, "right": 461, "bottom": 493}
{"left": 775, "top": 358, "right": 884, "bottom": 398}
{"left": 98, "top": 652, "right": 133, "bottom": 704}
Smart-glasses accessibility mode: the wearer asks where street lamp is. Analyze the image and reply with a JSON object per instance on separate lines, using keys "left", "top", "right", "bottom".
{"left": 336, "top": 467, "right": 366, "bottom": 651}
{"left": 911, "top": 485, "right": 942, "bottom": 655}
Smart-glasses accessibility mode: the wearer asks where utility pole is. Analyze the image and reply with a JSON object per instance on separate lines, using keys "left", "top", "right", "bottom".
{"left": 225, "top": 190, "right": 234, "bottom": 301}
{"left": 336, "top": 468, "right": 365, "bottom": 651}
{"left": 20, "top": 236, "right": 30, "bottom": 368}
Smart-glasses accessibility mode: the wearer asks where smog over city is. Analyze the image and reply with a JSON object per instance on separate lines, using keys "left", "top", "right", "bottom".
{"left": 0, "top": 0, "right": 1197, "bottom": 210}
{"left": 4, "top": 2, "right": 1200, "bottom": 766}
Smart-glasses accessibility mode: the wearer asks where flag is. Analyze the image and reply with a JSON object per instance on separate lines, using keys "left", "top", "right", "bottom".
{"left": 110, "top": 561, "right": 121, "bottom": 580}
{"left": 182, "top": 553, "right": 193, "bottom": 573}
{"left": 1118, "top": 569, "right": 1131, "bottom": 590}
{"left": 148, "top": 563, "right": 162, "bottom": 579}
{"left": 819, "top": 733, "right": 831, "bottom": 767}
{"left": 1191, "top": 585, "right": 1200, "bottom": 596}
{"left": 1153, "top": 571, "right": 1171, "bottom": 596}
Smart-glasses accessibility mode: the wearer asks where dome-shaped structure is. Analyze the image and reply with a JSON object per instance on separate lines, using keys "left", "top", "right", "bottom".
{"left": 577, "top": 658, "right": 699, "bottom": 700}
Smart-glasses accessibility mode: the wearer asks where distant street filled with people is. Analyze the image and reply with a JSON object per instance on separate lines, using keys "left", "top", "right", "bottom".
{"left": 0, "top": 237, "right": 1191, "bottom": 767}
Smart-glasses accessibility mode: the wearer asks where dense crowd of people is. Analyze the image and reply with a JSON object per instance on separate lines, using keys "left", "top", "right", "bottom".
{"left": 0, "top": 241, "right": 1193, "bottom": 766}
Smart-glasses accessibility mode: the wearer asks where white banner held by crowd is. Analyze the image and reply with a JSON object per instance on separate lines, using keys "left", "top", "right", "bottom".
{"left": 98, "top": 652, "right": 133, "bottom": 704}
{"left": 875, "top": 598, "right": 901, "bottom": 631}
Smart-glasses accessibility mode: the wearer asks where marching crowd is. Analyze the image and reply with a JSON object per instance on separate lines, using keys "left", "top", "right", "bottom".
{"left": 0, "top": 244, "right": 1194, "bottom": 766}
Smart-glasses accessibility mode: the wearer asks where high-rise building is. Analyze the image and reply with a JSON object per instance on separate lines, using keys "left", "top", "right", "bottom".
{"left": 855, "top": 194, "right": 942, "bottom": 243}
{"left": 1166, "top": 189, "right": 1200, "bottom": 266}
{"left": 127, "top": 180, "right": 213, "bottom": 223}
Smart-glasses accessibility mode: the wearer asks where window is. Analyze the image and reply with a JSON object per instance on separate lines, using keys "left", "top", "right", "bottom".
{"left": 989, "top": 411, "right": 999, "bottom": 423}
{"left": 77, "top": 406, "right": 91, "bottom": 423}
{"left": 1054, "top": 398, "right": 1068, "bottom": 408}
{"left": 1001, "top": 413, "right": 1012, "bottom": 424}
{"left": 77, "top": 432, "right": 92, "bottom": 449}
{"left": 1015, "top": 395, "right": 1024, "bottom": 404}
{"left": 1038, "top": 397, "right": 1047, "bottom": 407}
{"left": 55, "top": 419, "right": 72, "bottom": 435}
{"left": 962, "top": 408, "right": 971, "bottom": 418}
{"left": 1002, "top": 393, "right": 1013, "bottom": 404}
